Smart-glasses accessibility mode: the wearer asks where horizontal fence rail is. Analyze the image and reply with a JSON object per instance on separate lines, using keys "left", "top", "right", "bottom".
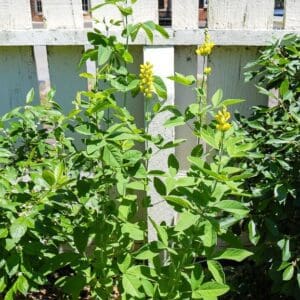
{"left": 0, "top": 0, "right": 299, "bottom": 235}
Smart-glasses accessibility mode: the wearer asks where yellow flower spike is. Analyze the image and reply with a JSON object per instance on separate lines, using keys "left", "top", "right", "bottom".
{"left": 196, "top": 29, "right": 215, "bottom": 56}
{"left": 215, "top": 106, "right": 231, "bottom": 131}
{"left": 139, "top": 61, "right": 154, "bottom": 99}
{"left": 204, "top": 67, "right": 212, "bottom": 75}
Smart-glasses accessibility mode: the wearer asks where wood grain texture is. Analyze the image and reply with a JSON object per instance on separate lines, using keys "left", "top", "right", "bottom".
{"left": 208, "top": 0, "right": 274, "bottom": 29}
{"left": 47, "top": 46, "right": 86, "bottom": 112}
{"left": 284, "top": 0, "right": 300, "bottom": 29}
{"left": 173, "top": 0, "right": 198, "bottom": 30}
{"left": 0, "top": 46, "right": 39, "bottom": 114}
{"left": 207, "top": 46, "right": 268, "bottom": 118}
{"left": 0, "top": 0, "right": 32, "bottom": 29}
{"left": 43, "top": 0, "right": 84, "bottom": 29}
{"left": 174, "top": 46, "right": 198, "bottom": 170}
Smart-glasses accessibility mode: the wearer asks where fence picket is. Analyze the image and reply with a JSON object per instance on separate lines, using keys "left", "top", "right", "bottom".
{"left": 0, "top": 0, "right": 32, "bottom": 29}
{"left": 284, "top": 0, "right": 300, "bottom": 29}
{"left": 43, "top": 0, "right": 84, "bottom": 29}
{"left": 144, "top": 46, "right": 176, "bottom": 241}
{"left": 173, "top": 0, "right": 198, "bottom": 30}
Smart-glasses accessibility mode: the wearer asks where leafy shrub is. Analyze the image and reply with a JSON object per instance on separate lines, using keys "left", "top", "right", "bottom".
{"left": 0, "top": 1, "right": 253, "bottom": 299}
{"left": 236, "top": 34, "right": 300, "bottom": 298}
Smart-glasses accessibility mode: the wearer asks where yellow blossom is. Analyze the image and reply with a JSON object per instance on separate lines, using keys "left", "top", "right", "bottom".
{"left": 204, "top": 66, "right": 212, "bottom": 75}
{"left": 215, "top": 106, "right": 231, "bottom": 131}
{"left": 196, "top": 29, "right": 215, "bottom": 56}
{"left": 139, "top": 62, "right": 154, "bottom": 99}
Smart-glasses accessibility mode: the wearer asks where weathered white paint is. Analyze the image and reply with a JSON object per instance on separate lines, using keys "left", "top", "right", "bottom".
{"left": 0, "top": 47, "right": 39, "bottom": 114}
{"left": 173, "top": 0, "right": 198, "bottom": 30}
{"left": 91, "top": 0, "right": 122, "bottom": 30}
{"left": 284, "top": 0, "right": 300, "bottom": 29}
{"left": 131, "top": 0, "right": 158, "bottom": 24}
{"left": 42, "top": 0, "right": 84, "bottom": 29}
{"left": 33, "top": 46, "right": 51, "bottom": 99}
{"left": 174, "top": 46, "right": 198, "bottom": 170}
{"left": 0, "top": 0, "right": 32, "bottom": 30}
{"left": 47, "top": 46, "right": 86, "bottom": 112}
{"left": 1, "top": 29, "right": 300, "bottom": 46}
{"left": 144, "top": 46, "right": 175, "bottom": 241}
{"left": 208, "top": 0, "right": 274, "bottom": 29}
{"left": 207, "top": 47, "right": 268, "bottom": 117}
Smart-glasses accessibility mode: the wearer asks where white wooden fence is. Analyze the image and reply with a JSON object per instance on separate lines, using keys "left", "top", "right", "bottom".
{"left": 0, "top": 0, "right": 299, "bottom": 238}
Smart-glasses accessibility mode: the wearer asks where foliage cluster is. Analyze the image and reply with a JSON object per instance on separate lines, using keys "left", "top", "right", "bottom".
{"left": 1, "top": 1, "right": 298, "bottom": 299}
{"left": 231, "top": 33, "right": 300, "bottom": 299}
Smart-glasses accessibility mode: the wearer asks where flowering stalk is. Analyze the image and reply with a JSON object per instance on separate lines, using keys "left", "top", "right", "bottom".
{"left": 195, "top": 29, "right": 214, "bottom": 145}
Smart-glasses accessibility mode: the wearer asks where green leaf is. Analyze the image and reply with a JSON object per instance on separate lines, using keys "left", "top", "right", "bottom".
{"left": 0, "top": 277, "right": 6, "bottom": 293}
{"left": 175, "top": 211, "right": 199, "bottom": 232}
{"left": 42, "top": 170, "right": 56, "bottom": 186}
{"left": 211, "top": 89, "right": 223, "bottom": 107}
{"left": 15, "top": 275, "right": 29, "bottom": 296}
{"left": 135, "top": 249, "right": 158, "bottom": 260}
{"left": 103, "top": 144, "right": 122, "bottom": 167}
{"left": 122, "top": 273, "right": 142, "bottom": 298}
{"left": 164, "top": 195, "right": 193, "bottom": 209}
{"left": 118, "top": 254, "right": 131, "bottom": 273}
{"left": 248, "top": 220, "right": 260, "bottom": 246}
{"left": 117, "top": 5, "right": 133, "bottom": 16}
{"left": 201, "top": 221, "right": 217, "bottom": 248}
{"left": 164, "top": 116, "right": 185, "bottom": 128}
{"left": 282, "top": 239, "right": 291, "bottom": 262}
{"left": 154, "top": 177, "right": 167, "bottom": 196}
{"left": 192, "top": 282, "right": 229, "bottom": 298}
{"left": 123, "top": 50, "right": 133, "bottom": 63}
{"left": 153, "top": 76, "right": 167, "bottom": 99}
{"left": 200, "top": 128, "right": 219, "bottom": 149}
{"left": 149, "top": 217, "right": 168, "bottom": 246}
{"left": 155, "top": 24, "right": 169, "bottom": 39}
{"left": 219, "top": 99, "right": 245, "bottom": 107}
{"left": 283, "top": 265, "right": 294, "bottom": 281}
{"left": 212, "top": 200, "right": 249, "bottom": 217}
{"left": 98, "top": 45, "right": 112, "bottom": 66}
{"left": 10, "top": 217, "right": 28, "bottom": 241}
{"left": 26, "top": 88, "right": 34, "bottom": 104}
{"left": 168, "top": 73, "right": 196, "bottom": 86}
{"left": 207, "top": 260, "right": 225, "bottom": 284}
{"left": 0, "top": 228, "right": 8, "bottom": 239}
{"left": 212, "top": 248, "right": 253, "bottom": 262}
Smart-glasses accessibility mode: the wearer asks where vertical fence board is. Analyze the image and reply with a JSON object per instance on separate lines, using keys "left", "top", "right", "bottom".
{"left": 208, "top": 47, "right": 267, "bottom": 116}
{"left": 174, "top": 46, "right": 198, "bottom": 170}
{"left": 0, "top": 0, "right": 32, "bottom": 29}
{"left": 173, "top": 0, "right": 198, "bottom": 30}
{"left": 0, "top": 47, "right": 39, "bottom": 114}
{"left": 47, "top": 46, "right": 86, "bottom": 112}
{"left": 208, "top": 0, "right": 274, "bottom": 29}
{"left": 43, "top": 0, "right": 84, "bottom": 29}
{"left": 33, "top": 46, "right": 51, "bottom": 100}
{"left": 207, "top": 0, "right": 269, "bottom": 117}
{"left": 126, "top": 46, "right": 144, "bottom": 129}
{"left": 131, "top": 0, "right": 158, "bottom": 24}
{"left": 284, "top": 0, "right": 300, "bottom": 29}
{"left": 91, "top": 0, "right": 122, "bottom": 30}
{"left": 144, "top": 46, "right": 175, "bottom": 241}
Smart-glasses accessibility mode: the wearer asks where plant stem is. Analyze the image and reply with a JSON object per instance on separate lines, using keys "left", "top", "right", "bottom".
{"left": 212, "top": 131, "right": 225, "bottom": 192}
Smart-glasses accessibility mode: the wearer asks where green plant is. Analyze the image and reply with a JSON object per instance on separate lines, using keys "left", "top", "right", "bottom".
{"left": 0, "top": 1, "right": 254, "bottom": 299}
{"left": 236, "top": 34, "right": 300, "bottom": 298}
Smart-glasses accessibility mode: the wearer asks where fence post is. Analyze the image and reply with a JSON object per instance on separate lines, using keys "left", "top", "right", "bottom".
{"left": 144, "top": 46, "right": 175, "bottom": 241}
